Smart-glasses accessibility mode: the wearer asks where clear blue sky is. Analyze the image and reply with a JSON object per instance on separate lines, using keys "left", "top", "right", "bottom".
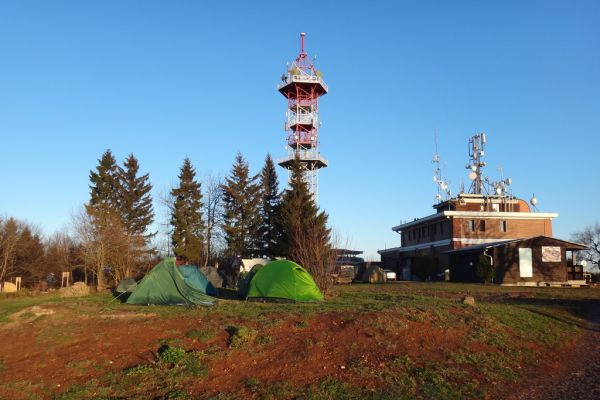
{"left": 1, "top": 0, "right": 599, "bottom": 260}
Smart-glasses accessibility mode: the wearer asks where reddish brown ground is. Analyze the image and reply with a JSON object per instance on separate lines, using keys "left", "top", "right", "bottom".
{"left": 0, "top": 299, "right": 597, "bottom": 399}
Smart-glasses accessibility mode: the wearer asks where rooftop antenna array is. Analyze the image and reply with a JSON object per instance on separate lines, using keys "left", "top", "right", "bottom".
{"left": 465, "top": 132, "right": 487, "bottom": 194}
{"left": 464, "top": 132, "right": 514, "bottom": 198}
{"left": 432, "top": 131, "right": 451, "bottom": 203}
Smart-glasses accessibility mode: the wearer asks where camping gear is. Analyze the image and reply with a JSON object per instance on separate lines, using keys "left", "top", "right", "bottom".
{"left": 246, "top": 259, "right": 323, "bottom": 302}
{"left": 126, "top": 258, "right": 216, "bottom": 306}
{"left": 115, "top": 278, "right": 137, "bottom": 294}
{"left": 199, "top": 266, "right": 224, "bottom": 289}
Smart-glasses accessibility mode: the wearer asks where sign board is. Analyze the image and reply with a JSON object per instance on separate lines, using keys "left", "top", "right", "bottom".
{"left": 542, "top": 246, "right": 561, "bottom": 262}
{"left": 519, "top": 248, "right": 533, "bottom": 278}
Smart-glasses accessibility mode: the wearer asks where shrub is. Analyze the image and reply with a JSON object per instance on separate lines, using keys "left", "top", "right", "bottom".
{"left": 158, "top": 345, "right": 186, "bottom": 365}
{"left": 227, "top": 326, "right": 258, "bottom": 348}
{"left": 476, "top": 255, "right": 495, "bottom": 283}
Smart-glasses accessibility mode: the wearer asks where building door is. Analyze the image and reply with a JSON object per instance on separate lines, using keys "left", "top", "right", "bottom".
{"left": 403, "top": 258, "right": 412, "bottom": 280}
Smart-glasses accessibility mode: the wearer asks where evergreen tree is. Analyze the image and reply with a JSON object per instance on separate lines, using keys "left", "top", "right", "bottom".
{"left": 88, "top": 149, "right": 120, "bottom": 212}
{"left": 170, "top": 158, "right": 205, "bottom": 264}
{"left": 221, "top": 153, "right": 261, "bottom": 257}
{"left": 276, "top": 158, "right": 333, "bottom": 291}
{"left": 86, "top": 149, "right": 124, "bottom": 290}
{"left": 118, "top": 154, "right": 155, "bottom": 237}
{"left": 258, "top": 154, "right": 281, "bottom": 258}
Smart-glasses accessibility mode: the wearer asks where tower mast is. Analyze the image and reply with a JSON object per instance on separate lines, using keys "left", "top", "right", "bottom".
{"left": 277, "top": 33, "right": 328, "bottom": 201}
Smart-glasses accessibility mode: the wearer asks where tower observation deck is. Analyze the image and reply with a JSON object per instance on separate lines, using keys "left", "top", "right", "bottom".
{"left": 277, "top": 32, "right": 328, "bottom": 200}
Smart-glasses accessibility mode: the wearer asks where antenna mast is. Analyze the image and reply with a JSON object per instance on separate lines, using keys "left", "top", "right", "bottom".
{"left": 465, "top": 133, "right": 487, "bottom": 194}
{"left": 277, "top": 33, "right": 328, "bottom": 201}
{"left": 432, "top": 130, "right": 450, "bottom": 202}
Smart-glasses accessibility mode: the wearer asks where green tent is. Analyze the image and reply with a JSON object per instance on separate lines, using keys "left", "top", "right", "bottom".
{"left": 126, "top": 258, "right": 216, "bottom": 306}
{"left": 246, "top": 260, "right": 323, "bottom": 302}
{"left": 238, "top": 263, "right": 264, "bottom": 298}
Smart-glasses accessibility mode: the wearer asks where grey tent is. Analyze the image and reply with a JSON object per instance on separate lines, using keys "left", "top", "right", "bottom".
{"left": 199, "top": 266, "right": 224, "bottom": 289}
{"left": 116, "top": 278, "right": 138, "bottom": 293}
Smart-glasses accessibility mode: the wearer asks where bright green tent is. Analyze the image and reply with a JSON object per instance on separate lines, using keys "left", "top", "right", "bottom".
{"left": 126, "top": 258, "right": 216, "bottom": 306}
{"left": 246, "top": 260, "right": 323, "bottom": 302}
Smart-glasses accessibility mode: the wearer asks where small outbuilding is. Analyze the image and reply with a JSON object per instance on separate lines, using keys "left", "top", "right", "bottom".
{"left": 447, "top": 236, "right": 587, "bottom": 286}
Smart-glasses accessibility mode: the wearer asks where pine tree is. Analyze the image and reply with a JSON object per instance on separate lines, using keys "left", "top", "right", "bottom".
{"left": 221, "top": 153, "right": 261, "bottom": 257}
{"left": 88, "top": 149, "right": 120, "bottom": 212}
{"left": 170, "top": 158, "right": 205, "bottom": 264}
{"left": 86, "top": 149, "right": 124, "bottom": 290}
{"left": 258, "top": 154, "right": 281, "bottom": 258}
{"left": 118, "top": 154, "right": 154, "bottom": 237}
{"left": 276, "top": 158, "right": 333, "bottom": 291}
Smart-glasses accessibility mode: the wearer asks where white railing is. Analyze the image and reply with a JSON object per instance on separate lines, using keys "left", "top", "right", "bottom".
{"left": 277, "top": 75, "right": 328, "bottom": 92}
{"left": 287, "top": 113, "right": 316, "bottom": 126}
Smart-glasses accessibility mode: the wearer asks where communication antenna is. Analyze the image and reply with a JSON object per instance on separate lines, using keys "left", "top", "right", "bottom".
{"left": 465, "top": 132, "right": 487, "bottom": 194}
{"left": 432, "top": 130, "right": 451, "bottom": 203}
{"left": 530, "top": 194, "right": 539, "bottom": 212}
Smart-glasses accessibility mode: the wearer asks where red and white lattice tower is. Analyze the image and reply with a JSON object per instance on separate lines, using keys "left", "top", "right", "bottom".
{"left": 277, "top": 32, "right": 328, "bottom": 201}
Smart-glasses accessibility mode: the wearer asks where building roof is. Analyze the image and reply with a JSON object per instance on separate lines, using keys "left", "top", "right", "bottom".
{"left": 392, "top": 210, "right": 558, "bottom": 232}
{"left": 445, "top": 236, "right": 587, "bottom": 254}
{"left": 334, "top": 249, "right": 364, "bottom": 255}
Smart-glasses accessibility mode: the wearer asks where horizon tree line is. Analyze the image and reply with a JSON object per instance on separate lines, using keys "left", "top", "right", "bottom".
{"left": 2, "top": 149, "right": 600, "bottom": 290}
{"left": 0, "top": 148, "right": 334, "bottom": 292}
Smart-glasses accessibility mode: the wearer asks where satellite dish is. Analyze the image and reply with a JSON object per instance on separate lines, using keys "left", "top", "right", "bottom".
{"left": 530, "top": 195, "right": 538, "bottom": 206}
{"left": 496, "top": 187, "right": 502, "bottom": 195}
{"left": 433, "top": 176, "right": 438, "bottom": 182}
{"left": 435, "top": 194, "right": 442, "bottom": 201}
{"left": 468, "top": 171, "right": 477, "bottom": 180}
{"left": 581, "top": 260, "right": 588, "bottom": 268}
{"left": 470, "top": 165, "right": 477, "bottom": 171}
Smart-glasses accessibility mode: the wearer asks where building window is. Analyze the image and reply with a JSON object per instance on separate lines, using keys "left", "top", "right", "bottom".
{"left": 469, "top": 220, "right": 476, "bottom": 232}
{"left": 501, "top": 220, "right": 508, "bottom": 233}
{"left": 480, "top": 220, "right": 486, "bottom": 232}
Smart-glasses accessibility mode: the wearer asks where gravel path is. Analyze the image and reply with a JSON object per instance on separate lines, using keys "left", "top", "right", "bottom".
{"left": 510, "top": 309, "right": 600, "bottom": 400}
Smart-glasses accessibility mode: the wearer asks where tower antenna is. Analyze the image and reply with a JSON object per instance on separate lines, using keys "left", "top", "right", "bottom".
{"left": 432, "top": 129, "right": 451, "bottom": 202}
{"left": 277, "top": 33, "right": 328, "bottom": 201}
{"left": 465, "top": 132, "right": 487, "bottom": 194}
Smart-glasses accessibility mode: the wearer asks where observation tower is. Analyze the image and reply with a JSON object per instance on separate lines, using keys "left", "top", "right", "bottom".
{"left": 277, "top": 32, "right": 328, "bottom": 200}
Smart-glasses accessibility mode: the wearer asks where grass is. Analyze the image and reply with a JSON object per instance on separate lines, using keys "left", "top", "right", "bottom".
{"left": 227, "top": 325, "right": 258, "bottom": 348}
{"left": 1, "top": 282, "right": 599, "bottom": 399}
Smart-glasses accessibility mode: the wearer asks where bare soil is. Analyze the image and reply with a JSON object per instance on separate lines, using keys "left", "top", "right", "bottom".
{"left": 0, "top": 286, "right": 599, "bottom": 399}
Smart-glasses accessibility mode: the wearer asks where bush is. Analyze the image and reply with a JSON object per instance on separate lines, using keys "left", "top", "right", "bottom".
{"left": 476, "top": 255, "right": 495, "bottom": 283}
{"left": 158, "top": 345, "right": 186, "bottom": 365}
{"left": 227, "top": 326, "right": 258, "bottom": 348}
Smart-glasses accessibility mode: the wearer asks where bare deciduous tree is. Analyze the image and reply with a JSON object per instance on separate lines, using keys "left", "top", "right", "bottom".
{"left": 74, "top": 207, "right": 129, "bottom": 290}
{"left": 203, "top": 173, "right": 225, "bottom": 266}
{"left": 0, "top": 217, "right": 21, "bottom": 283}
{"left": 572, "top": 222, "right": 600, "bottom": 271}
{"left": 290, "top": 220, "right": 337, "bottom": 294}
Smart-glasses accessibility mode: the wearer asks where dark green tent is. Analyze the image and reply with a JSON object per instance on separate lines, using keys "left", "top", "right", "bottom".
{"left": 126, "top": 258, "right": 216, "bottom": 306}
{"left": 246, "top": 260, "right": 323, "bottom": 302}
